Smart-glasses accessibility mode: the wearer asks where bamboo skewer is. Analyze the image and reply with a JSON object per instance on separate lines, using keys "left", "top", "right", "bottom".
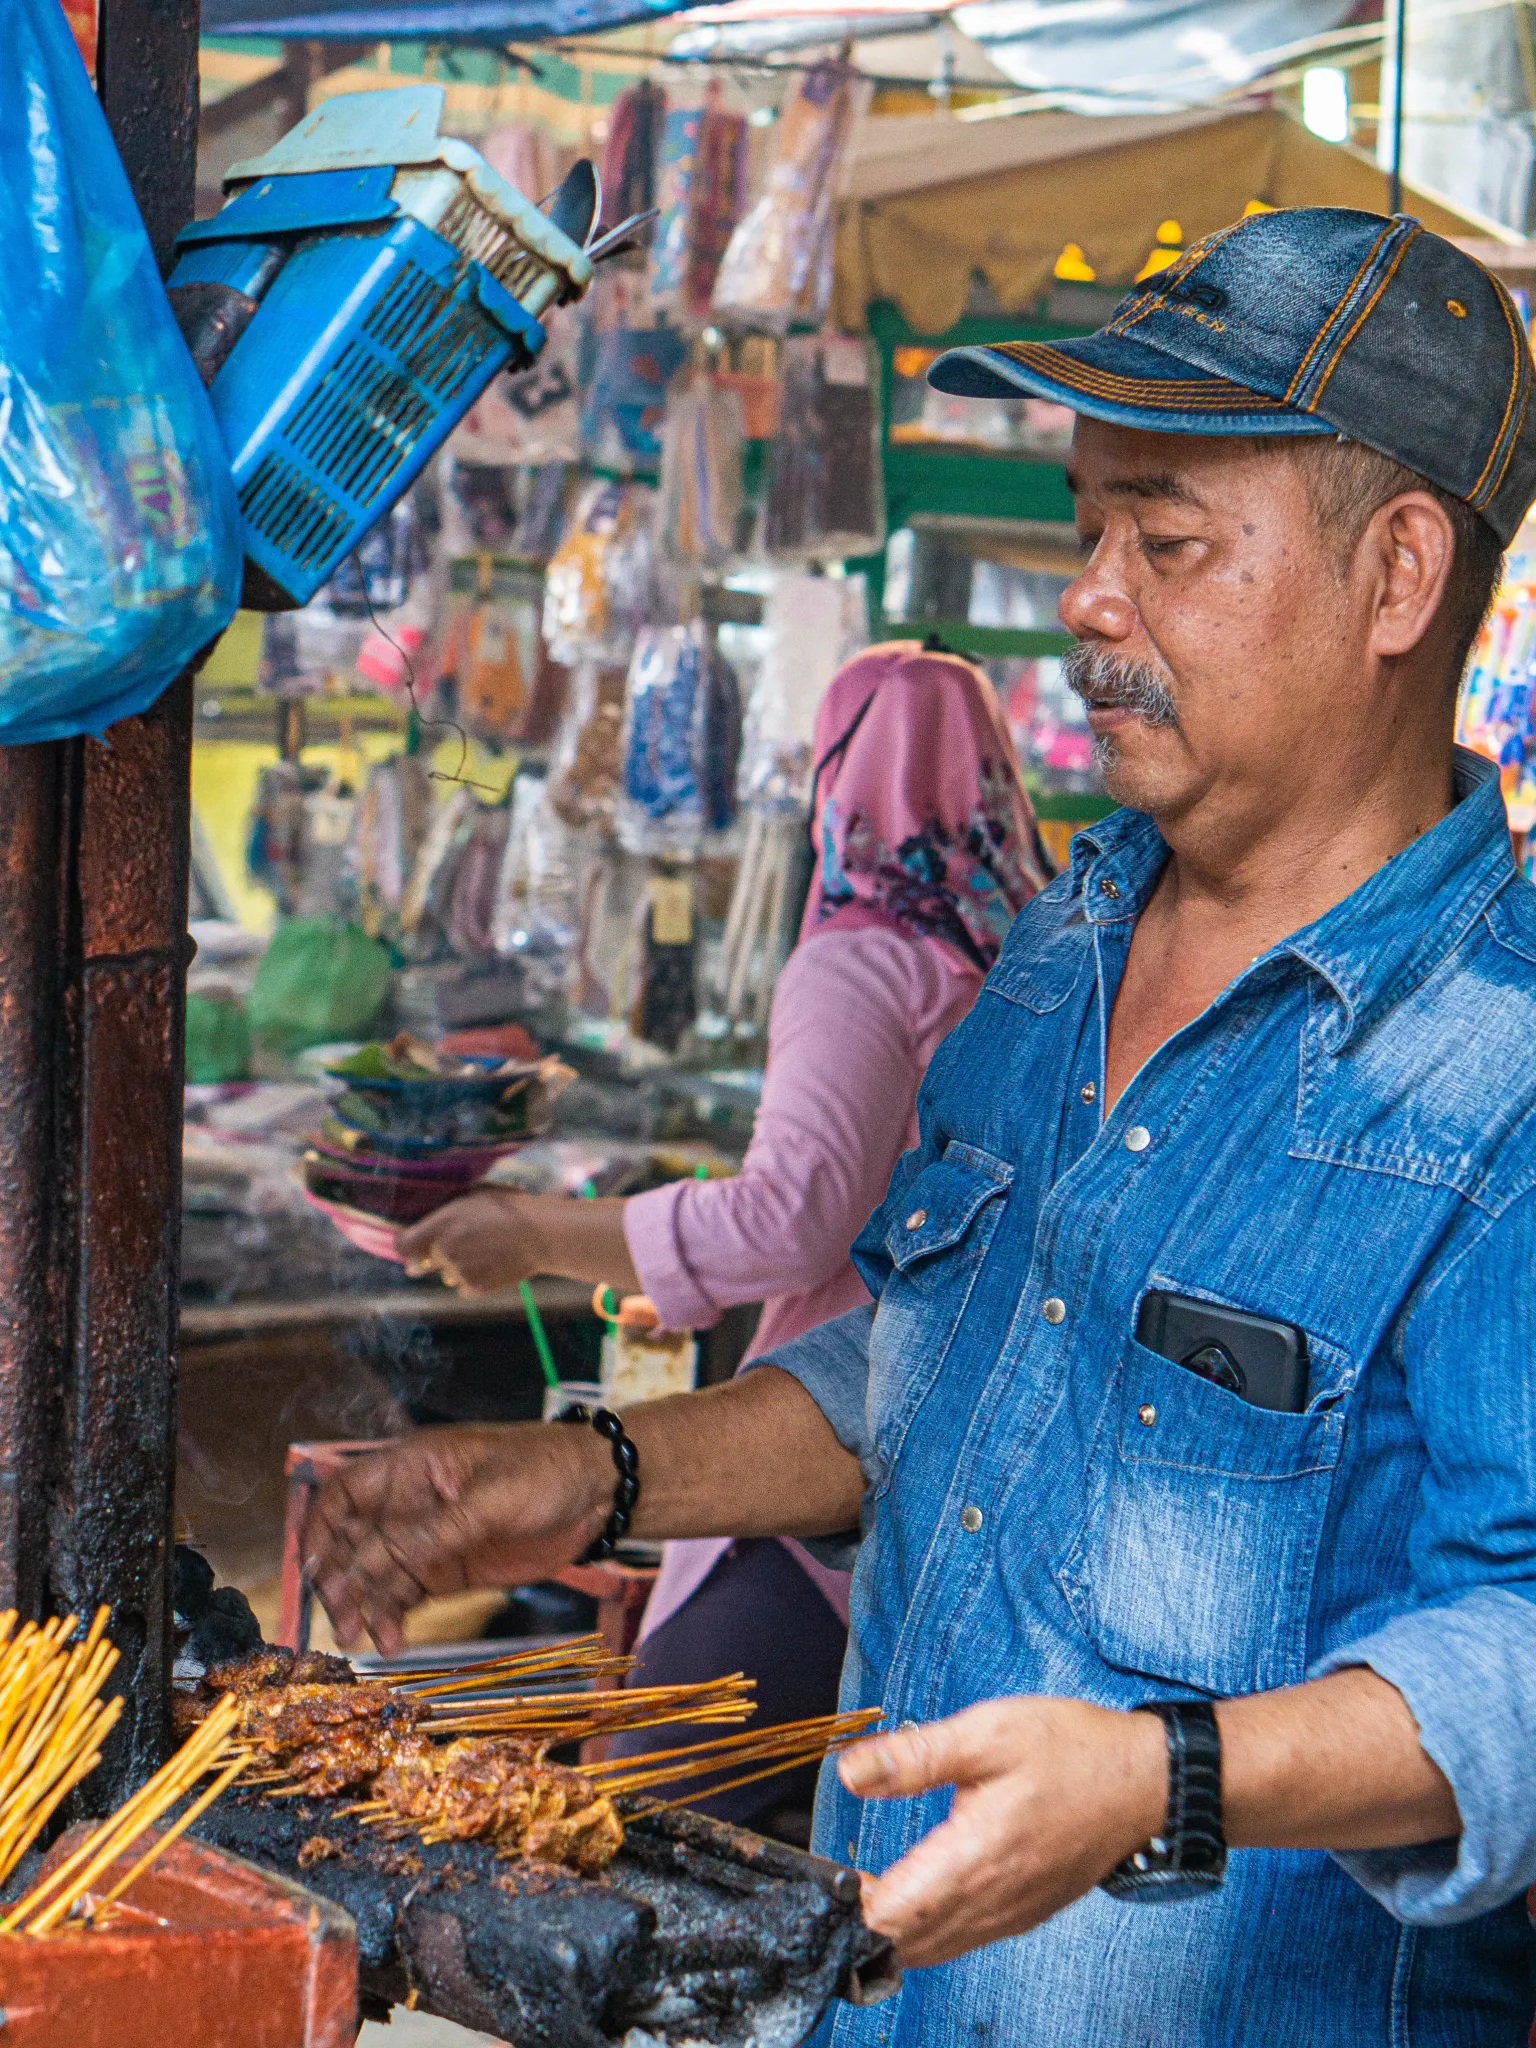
{"left": 2, "top": 1694, "right": 250, "bottom": 1935}
{"left": 0, "top": 1609, "right": 125, "bottom": 1891}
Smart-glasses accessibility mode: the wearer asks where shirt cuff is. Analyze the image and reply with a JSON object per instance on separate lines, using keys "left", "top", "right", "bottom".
{"left": 1309, "top": 1584, "right": 1536, "bottom": 1924}
{"left": 622, "top": 1181, "right": 718, "bottom": 1334}
{"left": 744, "top": 1304, "right": 880, "bottom": 1570}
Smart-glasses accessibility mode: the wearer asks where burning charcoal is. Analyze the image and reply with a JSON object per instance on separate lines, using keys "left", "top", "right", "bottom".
{"left": 188, "top": 1585, "right": 264, "bottom": 1666}
{"left": 171, "top": 1544, "right": 215, "bottom": 1630}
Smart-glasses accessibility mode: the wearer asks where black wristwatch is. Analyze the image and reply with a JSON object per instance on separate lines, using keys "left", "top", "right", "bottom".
{"left": 1100, "top": 1700, "right": 1227, "bottom": 1902}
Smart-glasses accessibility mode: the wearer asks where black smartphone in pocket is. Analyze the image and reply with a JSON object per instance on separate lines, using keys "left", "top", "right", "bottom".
{"left": 1135, "top": 1290, "right": 1308, "bottom": 1413}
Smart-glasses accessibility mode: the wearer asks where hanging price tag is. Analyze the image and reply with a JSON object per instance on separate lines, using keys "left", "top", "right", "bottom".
{"left": 650, "top": 875, "right": 693, "bottom": 945}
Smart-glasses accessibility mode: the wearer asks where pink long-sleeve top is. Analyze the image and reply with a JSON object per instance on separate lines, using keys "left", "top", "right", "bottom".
{"left": 623, "top": 923, "right": 983, "bottom": 1632}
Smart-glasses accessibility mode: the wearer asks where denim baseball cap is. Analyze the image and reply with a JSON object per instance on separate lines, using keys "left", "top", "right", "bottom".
{"left": 928, "top": 208, "right": 1536, "bottom": 544}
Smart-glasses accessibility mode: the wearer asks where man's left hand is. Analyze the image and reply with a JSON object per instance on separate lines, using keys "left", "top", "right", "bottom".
{"left": 838, "top": 1697, "right": 1167, "bottom": 1968}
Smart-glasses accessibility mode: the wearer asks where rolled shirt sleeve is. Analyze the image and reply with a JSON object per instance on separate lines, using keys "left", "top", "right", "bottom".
{"left": 745, "top": 1302, "right": 878, "bottom": 1570}
{"left": 1310, "top": 1188, "right": 1536, "bottom": 1924}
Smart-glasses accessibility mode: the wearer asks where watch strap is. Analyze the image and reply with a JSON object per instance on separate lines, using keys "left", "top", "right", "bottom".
{"left": 1100, "top": 1699, "right": 1227, "bottom": 1902}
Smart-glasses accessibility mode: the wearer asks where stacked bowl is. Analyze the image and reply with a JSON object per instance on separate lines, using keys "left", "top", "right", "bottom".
{"left": 298, "top": 1033, "right": 574, "bottom": 1260}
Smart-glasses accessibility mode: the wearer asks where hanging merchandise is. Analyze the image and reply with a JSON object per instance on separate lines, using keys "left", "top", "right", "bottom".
{"left": 446, "top": 802, "right": 514, "bottom": 960}
{"left": 658, "top": 374, "right": 746, "bottom": 571}
{"left": 346, "top": 751, "right": 434, "bottom": 944}
{"left": 450, "top": 302, "right": 583, "bottom": 469}
{"left": 489, "top": 771, "right": 580, "bottom": 1007}
{"left": 582, "top": 320, "right": 689, "bottom": 469}
{"left": 630, "top": 865, "right": 699, "bottom": 1051}
{"left": 650, "top": 85, "right": 749, "bottom": 322}
{"left": 542, "top": 480, "right": 657, "bottom": 666}
{"left": 441, "top": 459, "right": 522, "bottom": 556}
{"left": 650, "top": 100, "right": 708, "bottom": 309}
{"left": 480, "top": 122, "right": 559, "bottom": 213}
{"left": 0, "top": 0, "right": 240, "bottom": 743}
{"left": 462, "top": 600, "right": 530, "bottom": 743}
{"left": 324, "top": 498, "right": 418, "bottom": 618}
{"left": 761, "top": 335, "right": 885, "bottom": 561}
{"left": 741, "top": 572, "right": 869, "bottom": 806}
{"left": 619, "top": 623, "right": 745, "bottom": 852}
{"left": 600, "top": 77, "right": 667, "bottom": 237}
{"left": 711, "top": 63, "right": 859, "bottom": 337}
{"left": 687, "top": 93, "right": 751, "bottom": 320}
{"left": 549, "top": 662, "right": 629, "bottom": 834}
{"left": 516, "top": 463, "right": 574, "bottom": 561}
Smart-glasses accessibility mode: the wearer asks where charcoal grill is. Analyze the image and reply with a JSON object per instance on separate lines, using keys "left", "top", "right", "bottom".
{"left": 191, "top": 1787, "right": 899, "bottom": 2046}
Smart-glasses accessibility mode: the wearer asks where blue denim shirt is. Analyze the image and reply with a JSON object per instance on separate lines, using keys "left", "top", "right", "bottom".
{"left": 760, "top": 751, "right": 1536, "bottom": 2047}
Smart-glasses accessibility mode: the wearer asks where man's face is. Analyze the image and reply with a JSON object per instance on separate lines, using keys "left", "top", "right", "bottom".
{"left": 1059, "top": 418, "right": 1365, "bottom": 825}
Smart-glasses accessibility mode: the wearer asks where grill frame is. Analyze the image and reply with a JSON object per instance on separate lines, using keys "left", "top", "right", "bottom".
{"left": 190, "top": 1786, "right": 900, "bottom": 2047}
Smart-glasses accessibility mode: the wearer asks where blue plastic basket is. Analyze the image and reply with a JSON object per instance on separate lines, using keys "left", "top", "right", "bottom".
{"left": 188, "top": 218, "right": 539, "bottom": 607}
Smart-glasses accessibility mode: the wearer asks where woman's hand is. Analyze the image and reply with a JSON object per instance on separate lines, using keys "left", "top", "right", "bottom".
{"left": 395, "top": 1189, "right": 642, "bottom": 1297}
{"left": 838, "top": 1697, "right": 1166, "bottom": 1968}
{"left": 396, "top": 1188, "right": 539, "bottom": 1294}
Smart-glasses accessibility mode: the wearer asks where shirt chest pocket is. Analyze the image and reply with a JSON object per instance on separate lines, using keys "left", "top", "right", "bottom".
{"left": 868, "top": 1143, "right": 1013, "bottom": 1474}
{"left": 1055, "top": 1337, "right": 1347, "bottom": 1697}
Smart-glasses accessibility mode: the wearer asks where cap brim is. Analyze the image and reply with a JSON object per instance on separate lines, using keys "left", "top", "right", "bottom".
{"left": 928, "top": 331, "right": 1338, "bottom": 440}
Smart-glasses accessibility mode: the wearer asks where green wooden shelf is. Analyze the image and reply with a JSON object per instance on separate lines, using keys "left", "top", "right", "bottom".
{"left": 878, "top": 618, "right": 1073, "bottom": 659}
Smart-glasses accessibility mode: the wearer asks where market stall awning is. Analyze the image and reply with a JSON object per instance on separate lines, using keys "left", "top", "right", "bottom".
{"left": 200, "top": 0, "right": 700, "bottom": 39}
{"left": 833, "top": 105, "right": 1495, "bottom": 332}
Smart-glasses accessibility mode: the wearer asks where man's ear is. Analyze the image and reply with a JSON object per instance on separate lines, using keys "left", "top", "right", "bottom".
{"left": 1364, "top": 494, "right": 1456, "bottom": 661}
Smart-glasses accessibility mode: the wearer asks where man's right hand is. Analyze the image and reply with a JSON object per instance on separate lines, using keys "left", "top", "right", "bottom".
{"left": 302, "top": 1420, "right": 612, "bottom": 1653}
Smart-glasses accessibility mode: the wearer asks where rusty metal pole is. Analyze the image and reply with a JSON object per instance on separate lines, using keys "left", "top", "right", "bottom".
{"left": 0, "top": 0, "right": 202, "bottom": 1808}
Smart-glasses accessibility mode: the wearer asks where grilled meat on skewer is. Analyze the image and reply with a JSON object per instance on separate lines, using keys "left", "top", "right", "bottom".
{"left": 367, "top": 1736, "right": 625, "bottom": 1873}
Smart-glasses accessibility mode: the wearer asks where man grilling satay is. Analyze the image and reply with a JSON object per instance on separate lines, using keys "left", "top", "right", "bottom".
{"left": 306, "top": 209, "right": 1536, "bottom": 2047}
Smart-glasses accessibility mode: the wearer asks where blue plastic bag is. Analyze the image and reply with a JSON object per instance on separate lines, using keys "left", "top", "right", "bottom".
{"left": 0, "top": 0, "right": 241, "bottom": 744}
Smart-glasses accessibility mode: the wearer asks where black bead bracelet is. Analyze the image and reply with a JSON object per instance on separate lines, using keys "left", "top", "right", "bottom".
{"left": 557, "top": 1404, "right": 640, "bottom": 1563}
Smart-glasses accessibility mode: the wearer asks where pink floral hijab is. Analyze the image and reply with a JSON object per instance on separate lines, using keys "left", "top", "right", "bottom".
{"left": 799, "top": 640, "right": 1052, "bottom": 973}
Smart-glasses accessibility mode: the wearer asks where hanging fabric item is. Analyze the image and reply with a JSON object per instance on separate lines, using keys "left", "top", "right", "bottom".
{"left": 460, "top": 602, "right": 529, "bottom": 743}
{"left": 650, "top": 84, "right": 749, "bottom": 321}
{"left": 658, "top": 374, "right": 745, "bottom": 570}
{"left": 346, "top": 751, "right": 434, "bottom": 945}
{"left": 0, "top": 0, "right": 240, "bottom": 742}
{"left": 701, "top": 642, "right": 744, "bottom": 834}
{"left": 761, "top": 336, "right": 885, "bottom": 561}
{"left": 742, "top": 572, "right": 869, "bottom": 806}
{"left": 687, "top": 93, "right": 749, "bottom": 319}
{"left": 650, "top": 100, "right": 707, "bottom": 308}
{"left": 542, "top": 480, "right": 657, "bottom": 666}
{"left": 549, "top": 661, "right": 629, "bottom": 834}
{"left": 630, "top": 865, "right": 698, "bottom": 1051}
{"left": 450, "top": 303, "right": 582, "bottom": 468}
{"left": 711, "top": 63, "right": 859, "bottom": 336}
{"left": 601, "top": 77, "right": 667, "bottom": 235}
{"left": 621, "top": 625, "right": 708, "bottom": 846}
{"left": 582, "top": 321, "right": 689, "bottom": 468}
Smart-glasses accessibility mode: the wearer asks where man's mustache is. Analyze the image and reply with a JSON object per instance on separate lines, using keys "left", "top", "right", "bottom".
{"left": 1062, "top": 644, "right": 1179, "bottom": 729}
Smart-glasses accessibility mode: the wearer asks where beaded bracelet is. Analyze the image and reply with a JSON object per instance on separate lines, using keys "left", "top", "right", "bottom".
{"left": 556, "top": 1404, "right": 640, "bottom": 1563}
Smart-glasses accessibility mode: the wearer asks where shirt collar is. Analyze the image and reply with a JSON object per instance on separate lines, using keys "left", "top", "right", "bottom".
{"left": 1069, "top": 749, "right": 1515, "bottom": 1046}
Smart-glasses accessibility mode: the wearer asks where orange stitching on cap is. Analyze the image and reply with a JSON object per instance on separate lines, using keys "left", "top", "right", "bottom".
{"left": 1308, "top": 224, "right": 1423, "bottom": 408}
{"left": 1470, "top": 273, "right": 1528, "bottom": 504}
{"left": 993, "top": 345, "right": 1267, "bottom": 395}
{"left": 1283, "top": 218, "right": 1401, "bottom": 403}
{"left": 1000, "top": 347, "right": 1289, "bottom": 411}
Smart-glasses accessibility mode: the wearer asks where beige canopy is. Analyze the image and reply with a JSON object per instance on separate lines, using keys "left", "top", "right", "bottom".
{"left": 833, "top": 106, "right": 1496, "bottom": 333}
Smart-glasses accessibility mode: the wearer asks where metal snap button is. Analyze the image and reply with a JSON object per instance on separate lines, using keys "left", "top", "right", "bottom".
{"left": 905, "top": 1208, "right": 928, "bottom": 1230}
{"left": 1124, "top": 1125, "right": 1151, "bottom": 1153}
{"left": 1080, "top": 1082, "right": 1095, "bottom": 1103}
{"left": 960, "top": 1505, "right": 983, "bottom": 1533}
{"left": 1138, "top": 1403, "right": 1157, "bottom": 1426}
{"left": 1100, "top": 878, "right": 1120, "bottom": 899}
{"left": 1042, "top": 1296, "right": 1066, "bottom": 1324}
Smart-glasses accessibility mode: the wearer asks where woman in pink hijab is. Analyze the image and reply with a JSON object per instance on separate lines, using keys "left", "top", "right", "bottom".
{"left": 398, "top": 642, "right": 1049, "bottom": 1822}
